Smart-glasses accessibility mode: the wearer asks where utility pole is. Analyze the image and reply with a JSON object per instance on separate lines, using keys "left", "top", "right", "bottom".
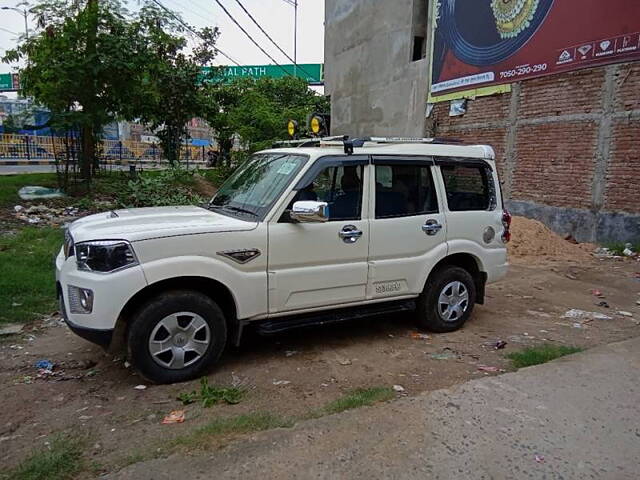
{"left": 282, "top": 0, "right": 298, "bottom": 77}
{"left": 1, "top": 4, "right": 29, "bottom": 40}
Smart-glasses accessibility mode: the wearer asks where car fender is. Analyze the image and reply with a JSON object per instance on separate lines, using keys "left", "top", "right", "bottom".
{"left": 140, "top": 255, "right": 268, "bottom": 320}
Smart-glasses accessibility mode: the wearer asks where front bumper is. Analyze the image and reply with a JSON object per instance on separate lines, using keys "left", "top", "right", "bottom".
{"left": 59, "top": 294, "right": 113, "bottom": 348}
{"left": 55, "top": 248, "right": 148, "bottom": 346}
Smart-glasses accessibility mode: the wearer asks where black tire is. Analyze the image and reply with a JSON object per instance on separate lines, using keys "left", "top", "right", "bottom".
{"left": 416, "top": 266, "right": 476, "bottom": 333}
{"left": 127, "top": 290, "right": 227, "bottom": 384}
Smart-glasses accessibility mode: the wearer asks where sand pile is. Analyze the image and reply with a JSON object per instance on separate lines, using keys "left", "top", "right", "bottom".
{"left": 508, "top": 216, "right": 593, "bottom": 261}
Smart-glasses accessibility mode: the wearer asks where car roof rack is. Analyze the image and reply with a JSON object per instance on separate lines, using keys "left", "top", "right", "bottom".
{"left": 272, "top": 136, "right": 347, "bottom": 149}
{"left": 354, "top": 136, "right": 464, "bottom": 145}
{"left": 273, "top": 135, "right": 465, "bottom": 155}
{"left": 319, "top": 136, "right": 465, "bottom": 155}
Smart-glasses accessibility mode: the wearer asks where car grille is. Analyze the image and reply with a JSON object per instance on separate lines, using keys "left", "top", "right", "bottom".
{"left": 64, "top": 230, "right": 75, "bottom": 259}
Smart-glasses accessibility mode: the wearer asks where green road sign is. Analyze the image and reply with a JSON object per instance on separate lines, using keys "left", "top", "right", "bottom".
{"left": 0, "top": 63, "right": 324, "bottom": 92}
{"left": 202, "top": 64, "right": 324, "bottom": 85}
{"left": 0, "top": 74, "right": 12, "bottom": 90}
{"left": 0, "top": 73, "right": 19, "bottom": 91}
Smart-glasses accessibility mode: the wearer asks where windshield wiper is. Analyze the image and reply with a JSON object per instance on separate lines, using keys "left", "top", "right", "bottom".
{"left": 212, "top": 204, "right": 258, "bottom": 218}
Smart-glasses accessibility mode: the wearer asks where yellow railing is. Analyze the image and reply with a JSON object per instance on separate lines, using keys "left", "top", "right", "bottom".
{"left": 0, "top": 134, "right": 213, "bottom": 165}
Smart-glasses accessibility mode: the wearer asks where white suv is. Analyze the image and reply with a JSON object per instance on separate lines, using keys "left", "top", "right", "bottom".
{"left": 56, "top": 137, "right": 510, "bottom": 383}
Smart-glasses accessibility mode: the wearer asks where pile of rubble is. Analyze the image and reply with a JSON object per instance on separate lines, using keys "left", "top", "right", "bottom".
{"left": 594, "top": 245, "right": 639, "bottom": 259}
{"left": 13, "top": 204, "right": 83, "bottom": 226}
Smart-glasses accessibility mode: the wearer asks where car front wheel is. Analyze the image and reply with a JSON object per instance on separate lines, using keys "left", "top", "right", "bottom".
{"left": 416, "top": 266, "right": 476, "bottom": 332}
{"left": 127, "top": 290, "right": 227, "bottom": 384}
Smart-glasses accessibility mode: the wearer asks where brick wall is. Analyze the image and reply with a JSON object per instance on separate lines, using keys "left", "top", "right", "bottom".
{"left": 429, "top": 62, "right": 640, "bottom": 241}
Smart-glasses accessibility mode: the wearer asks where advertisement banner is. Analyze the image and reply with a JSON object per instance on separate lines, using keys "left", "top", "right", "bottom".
{"left": 430, "top": 0, "right": 640, "bottom": 95}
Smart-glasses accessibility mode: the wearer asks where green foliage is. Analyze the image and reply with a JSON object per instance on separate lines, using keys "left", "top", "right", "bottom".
{"left": 178, "top": 378, "right": 245, "bottom": 407}
{"left": 315, "top": 387, "right": 395, "bottom": 416}
{"left": 4, "top": 435, "right": 84, "bottom": 480}
{"left": 506, "top": 344, "right": 583, "bottom": 368}
{"left": 0, "top": 227, "right": 62, "bottom": 325}
{"left": 125, "top": 5, "right": 220, "bottom": 164}
{"left": 122, "top": 168, "right": 205, "bottom": 207}
{"left": 171, "top": 412, "right": 294, "bottom": 450}
{"left": 202, "top": 76, "right": 330, "bottom": 159}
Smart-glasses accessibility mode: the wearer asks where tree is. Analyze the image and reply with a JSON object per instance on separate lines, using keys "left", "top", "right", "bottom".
{"left": 123, "top": 5, "right": 219, "bottom": 165}
{"left": 3, "top": 0, "right": 218, "bottom": 178}
{"left": 201, "top": 76, "right": 330, "bottom": 163}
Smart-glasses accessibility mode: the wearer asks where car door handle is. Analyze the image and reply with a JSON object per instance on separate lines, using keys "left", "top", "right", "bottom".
{"left": 339, "top": 225, "right": 363, "bottom": 243}
{"left": 422, "top": 220, "right": 442, "bottom": 236}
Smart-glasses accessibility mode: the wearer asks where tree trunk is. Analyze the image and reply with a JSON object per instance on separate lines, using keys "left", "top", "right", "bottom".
{"left": 80, "top": 125, "right": 95, "bottom": 181}
{"left": 80, "top": 0, "right": 99, "bottom": 182}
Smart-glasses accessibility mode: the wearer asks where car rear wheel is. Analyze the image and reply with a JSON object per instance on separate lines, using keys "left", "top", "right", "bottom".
{"left": 127, "top": 290, "right": 227, "bottom": 384}
{"left": 416, "top": 266, "right": 476, "bottom": 332}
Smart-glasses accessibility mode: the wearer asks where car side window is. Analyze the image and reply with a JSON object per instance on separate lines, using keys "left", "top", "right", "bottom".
{"left": 375, "top": 164, "right": 438, "bottom": 218}
{"left": 441, "top": 165, "right": 494, "bottom": 211}
{"left": 290, "top": 165, "right": 364, "bottom": 221}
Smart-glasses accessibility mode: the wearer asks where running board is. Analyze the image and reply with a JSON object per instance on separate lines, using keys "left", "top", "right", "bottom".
{"left": 256, "top": 300, "right": 416, "bottom": 335}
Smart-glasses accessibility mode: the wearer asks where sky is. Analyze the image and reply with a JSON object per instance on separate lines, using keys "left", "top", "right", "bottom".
{"left": 0, "top": 0, "right": 325, "bottom": 70}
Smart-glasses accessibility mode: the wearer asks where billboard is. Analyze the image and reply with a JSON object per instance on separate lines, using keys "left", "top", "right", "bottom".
{"left": 430, "top": 0, "right": 640, "bottom": 95}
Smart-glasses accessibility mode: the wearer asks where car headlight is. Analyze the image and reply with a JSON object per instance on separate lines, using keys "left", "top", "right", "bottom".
{"left": 75, "top": 240, "right": 138, "bottom": 273}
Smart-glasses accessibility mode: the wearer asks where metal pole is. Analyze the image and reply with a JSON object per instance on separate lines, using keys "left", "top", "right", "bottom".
{"left": 1, "top": 6, "right": 28, "bottom": 39}
{"left": 23, "top": 9, "right": 28, "bottom": 40}
{"left": 294, "top": 0, "right": 298, "bottom": 78}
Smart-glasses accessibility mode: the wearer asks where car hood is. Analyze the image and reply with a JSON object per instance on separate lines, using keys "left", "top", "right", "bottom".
{"left": 68, "top": 206, "right": 257, "bottom": 243}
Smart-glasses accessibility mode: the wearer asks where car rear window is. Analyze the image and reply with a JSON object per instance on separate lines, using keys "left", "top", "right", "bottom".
{"left": 441, "top": 164, "right": 494, "bottom": 211}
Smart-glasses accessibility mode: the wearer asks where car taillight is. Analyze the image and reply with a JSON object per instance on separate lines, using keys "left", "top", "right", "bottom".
{"left": 502, "top": 210, "right": 512, "bottom": 243}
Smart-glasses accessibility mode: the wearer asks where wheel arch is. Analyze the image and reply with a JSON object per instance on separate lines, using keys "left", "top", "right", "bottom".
{"left": 424, "top": 253, "right": 487, "bottom": 304}
{"left": 109, "top": 276, "right": 239, "bottom": 352}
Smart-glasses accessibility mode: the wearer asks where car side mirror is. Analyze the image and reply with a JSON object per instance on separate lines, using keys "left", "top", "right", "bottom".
{"left": 290, "top": 201, "right": 329, "bottom": 223}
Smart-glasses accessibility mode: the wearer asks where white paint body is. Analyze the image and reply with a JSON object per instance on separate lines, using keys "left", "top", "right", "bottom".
{"left": 56, "top": 143, "right": 508, "bottom": 334}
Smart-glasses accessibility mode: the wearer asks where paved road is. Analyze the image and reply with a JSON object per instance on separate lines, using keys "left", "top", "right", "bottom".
{"left": 111, "top": 337, "right": 640, "bottom": 480}
{"left": 0, "top": 165, "right": 59, "bottom": 174}
{"left": 0, "top": 164, "right": 205, "bottom": 174}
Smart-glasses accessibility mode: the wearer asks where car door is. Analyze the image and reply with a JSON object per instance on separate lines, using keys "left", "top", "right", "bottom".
{"left": 435, "top": 157, "right": 504, "bottom": 260}
{"left": 367, "top": 156, "right": 448, "bottom": 299}
{"left": 267, "top": 155, "right": 370, "bottom": 314}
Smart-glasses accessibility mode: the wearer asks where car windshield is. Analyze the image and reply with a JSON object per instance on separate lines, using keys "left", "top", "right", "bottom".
{"left": 209, "top": 153, "right": 308, "bottom": 220}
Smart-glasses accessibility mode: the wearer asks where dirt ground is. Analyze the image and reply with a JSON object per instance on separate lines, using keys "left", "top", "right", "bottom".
{"left": 1, "top": 229, "right": 640, "bottom": 476}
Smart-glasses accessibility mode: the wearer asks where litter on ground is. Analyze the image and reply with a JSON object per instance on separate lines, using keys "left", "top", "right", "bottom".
{"left": 0, "top": 324, "right": 23, "bottom": 336}
{"left": 410, "top": 332, "right": 431, "bottom": 340}
{"left": 562, "top": 309, "right": 612, "bottom": 322}
{"left": 162, "top": 410, "right": 185, "bottom": 424}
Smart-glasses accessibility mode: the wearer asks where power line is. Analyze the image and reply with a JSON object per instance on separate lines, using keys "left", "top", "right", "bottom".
{"left": 164, "top": 0, "right": 217, "bottom": 27}
{"left": 0, "top": 26, "right": 20, "bottom": 36}
{"left": 212, "top": 0, "right": 291, "bottom": 76}
{"left": 149, "top": 0, "right": 242, "bottom": 67}
{"left": 233, "top": 0, "right": 313, "bottom": 78}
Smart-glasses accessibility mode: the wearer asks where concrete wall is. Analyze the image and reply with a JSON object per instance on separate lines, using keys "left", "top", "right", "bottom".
{"left": 429, "top": 63, "right": 640, "bottom": 244}
{"left": 324, "top": 0, "right": 430, "bottom": 138}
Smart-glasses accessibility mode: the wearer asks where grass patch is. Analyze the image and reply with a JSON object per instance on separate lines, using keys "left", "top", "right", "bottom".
{"left": 178, "top": 378, "right": 245, "bottom": 407}
{"left": 506, "top": 344, "right": 583, "bottom": 368}
{"left": 4, "top": 435, "right": 84, "bottom": 480}
{"left": 314, "top": 387, "right": 395, "bottom": 417}
{"left": 0, "top": 227, "right": 62, "bottom": 325}
{"left": 0, "top": 173, "right": 59, "bottom": 208}
{"left": 171, "top": 412, "right": 294, "bottom": 450}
